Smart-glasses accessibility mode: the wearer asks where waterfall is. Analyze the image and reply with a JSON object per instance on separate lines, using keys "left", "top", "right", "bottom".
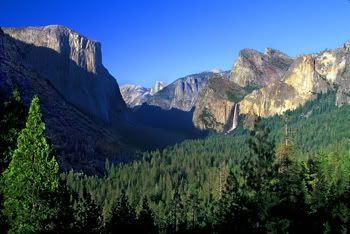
{"left": 227, "top": 103, "right": 239, "bottom": 133}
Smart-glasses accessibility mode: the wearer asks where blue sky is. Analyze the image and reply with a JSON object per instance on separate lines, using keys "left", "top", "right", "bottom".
{"left": 1, "top": 0, "right": 350, "bottom": 87}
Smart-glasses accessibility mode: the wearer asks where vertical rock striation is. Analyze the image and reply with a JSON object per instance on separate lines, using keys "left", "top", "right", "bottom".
{"left": 2, "top": 25, "right": 126, "bottom": 123}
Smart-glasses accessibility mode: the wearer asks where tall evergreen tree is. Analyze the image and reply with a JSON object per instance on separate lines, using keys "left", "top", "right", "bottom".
{"left": 216, "top": 118, "right": 276, "bottom": 233}
{"left": 0, "top": 87, "right": 25, "bottom": 172}
{"left": 106, "top": 191, "right": 137, "bottom": 233}
{"left": 2, "top": 96, "right": 60, "bottom": 233}
{"left": 268, "top": 121, "right": 311, "bottom": 233}
{"left": 52, "top": 178, "right": 77, "bottom": 233}
{"left": 73, "top": 188, "right": 102, "bottom": 233}
{"left": 137, "top": 197, "right": 157, "bottom": 234}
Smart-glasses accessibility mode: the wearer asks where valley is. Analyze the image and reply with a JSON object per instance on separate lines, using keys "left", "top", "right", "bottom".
{"left": 1, "top": 4, "right": 350, "bottom": 231}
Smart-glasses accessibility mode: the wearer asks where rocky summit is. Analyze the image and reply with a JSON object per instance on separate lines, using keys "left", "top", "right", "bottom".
{"left": 193, "top": 48, "right": 294, "bottom": 132}
{"left": 240, "top": 41, "right": 350, "bottom": 117}
{"left": 230, "top": 48, "right": 293, "bottom": 87}
{"left": 146, "top": 71, "right": 225, "bottom": 111}
{"left": 3, "top": 24, "right": 350, "bottom": 169}
{"left": 120, "top": 81, "right": 166, "bottom": 108}
{"left": 1, "top": 25, "right": 126, "bottom": 123}
{"left": 0, "top": 25, "right": 129, "bottom": 173}
{"left": 197, "top": 40, "right": 350, "bottom": 133}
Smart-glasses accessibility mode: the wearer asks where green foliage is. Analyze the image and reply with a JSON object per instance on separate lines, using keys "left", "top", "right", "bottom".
{"left": 3, "top": 89, "right": 350, "bottom": 232}
{"left": 226, "top": 83, "right": 259, "bottom": 102}
{"left": 0, "top": 88, "right": 25, "bottom": 172}
{"left": 2, "top": 96, "right": 60, "bottom": 233}
{"left": 63, "top": 90, "right": 350, "bottom": 233}
{"left": 105, "top": 191, "right": 137, "bottom": 233}
{"left": 199, "top": 107, "right": 220, "bottom": 128}
{"left": 216, "top": 119, "right": 276, "bottom": 233}
{"left": 73, "top": 188, "right": 102, "bottom": 233}
{"left": 138, "top": 197, "right": 158, "bottom": 234}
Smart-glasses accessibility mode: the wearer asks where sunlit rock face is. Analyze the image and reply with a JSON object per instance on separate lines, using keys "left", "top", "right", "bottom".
{"left": 230, "top": 48, "right": 293, "bottom": 87}
{"left": 2, "top": 25, "right": 126, "bottom": 123}
{"left": 193, "top": 48, "right": 293, "bottom": 132}
{"left": 239, "top": 55, "right": 321, "bottom": 116}
{"left": 150, "top": 81, "right": 166, "bottom": 95}
{"left": 120, "top": 81, "right": 166, "bottom": 108}
{"left": 120, "top": 84, "right": 151, "bottom": 108}
{"left": 3, "top": 25, "right": 102, "bottom": 73}
{"left": 240, "top": 41, "right": 350, "bottom": 117}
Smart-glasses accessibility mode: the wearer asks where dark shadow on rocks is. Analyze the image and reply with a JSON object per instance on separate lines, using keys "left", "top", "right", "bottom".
{"left": 0, "top": 29, "right": 208, "bottom": 174}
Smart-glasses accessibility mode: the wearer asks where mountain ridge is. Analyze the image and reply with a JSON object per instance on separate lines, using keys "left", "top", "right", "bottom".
{"left": 2, "top": 25, "right": 126, "bottom": 123}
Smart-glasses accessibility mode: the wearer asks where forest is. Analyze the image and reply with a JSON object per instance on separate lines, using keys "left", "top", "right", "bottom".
{"left": 2, "top": 88, "right": 350, "bottom": 233}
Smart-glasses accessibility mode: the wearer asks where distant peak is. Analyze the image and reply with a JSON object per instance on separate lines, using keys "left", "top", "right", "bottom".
{"left": 150, "top": 81, "right": 166, "bottom": 95}
{"left": 344, "top": 40, "right": 350, "bottom": 51}
{"left": 208, "top": 68, "right": 223, "bottom": 74}
{"left": 264, "top": 48, "right": 290, "bottom": 58}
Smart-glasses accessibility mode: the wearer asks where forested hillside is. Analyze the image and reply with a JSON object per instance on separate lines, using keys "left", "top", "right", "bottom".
{"left": 2, "top": 88, "right": 350, "bottom": 233}
{"left": 63, "top": 90, "right": 350, "bottom": 233}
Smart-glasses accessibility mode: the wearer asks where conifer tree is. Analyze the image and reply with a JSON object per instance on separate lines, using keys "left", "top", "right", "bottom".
{"left": 52, "top": 178, "right": 76, "bottom": 233}
{"left": 0, "top": 87, "right": 25, "bottom": 172}
{"left": 217, "top": 118, "right": 276, "bottom": 233}
{"left": 73, "top": 188, "right": 102, "bottom": 233}
{"left": 269, "top": 119, "right": 310, "bottom": 233}
{"left": 137, "top": 197, "right": 157, "bottom": 234}
{"left": 2, "top": 96, "right": 60, "bottom": 233}
{"left": 106, "top": 191, "right": 136, "bottom": 233}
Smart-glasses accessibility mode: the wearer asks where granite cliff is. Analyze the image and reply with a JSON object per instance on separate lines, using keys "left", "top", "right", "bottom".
{"left": 2, "top": 25, "right": 126, "bottom": 123}
{"left": 197, "top": 40, "right": 350, "bottom": 133}
{"left": 193, "top": 48, "right": 293, "bottom": 132}
{"left": 0, "top": 26, "right": 131, "bottom": 173}
{"left": 0, "top": 25, "right": 207, "bottom": 172}
{"left": 230, "top": 48, "right": 293, "bottom": 87}
{"left": 240, "top": 42, "right": 350, "bottom": 117}
{"left": 120, "top": 81, "right": 166, "bottom": 108}
{"left": 146, "top": 71, "right": 224, "bottom": 111}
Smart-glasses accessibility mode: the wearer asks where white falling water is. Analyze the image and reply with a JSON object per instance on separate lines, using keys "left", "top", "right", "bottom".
{"left": 227, "top": 103, "right": 239, "bottom": 133}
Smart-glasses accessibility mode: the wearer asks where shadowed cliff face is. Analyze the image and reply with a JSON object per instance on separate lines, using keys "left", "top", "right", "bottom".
{"left": 146, "top": 72, "right": 221, "bottom": 111}
{"left": 0, "top": 26, "right": 208, "bottom": 173}
{"left": 2, "top": 25, "right": 126, "bottom": 123}
{"left": 0, "top": 28, "right": 133, "bottom": 174}
{"left": 192, "top": 74, "right": 246, "bottom": 132}
{"left": 120, "top": 81, "right": 166, "bottom": 108}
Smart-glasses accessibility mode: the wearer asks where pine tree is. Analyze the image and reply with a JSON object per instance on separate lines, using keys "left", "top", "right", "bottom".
{"left": 2, "top": 96, "right": 60, "bottom": 233}
{"left": 216, "top": 118, "right": 276, "bottom": 233}
{"left": 73, "top": 188, "right": 102, "bottom": 233}
{"left": 268, "top": 120, "right": 309, "bottom": 233}
{"left": 169, "top": 187, "right": 186, "bottom": 233}
{"left": 0, "top": 87, "right": 25, "bottom": 172}
{"left": 137, "top": 197, "right": 157, "bottom": 234}
{"left": 215, "top": 169, "right": 244, "bottom": 233}
{"left": 0, "top": 194, "right": 8, "bottom": 233}
{"left": 106, "top": 192, "right": 137, "bottom": 233}
{"left": 246, "top": 117, "right": 275, "bottom": 189}
{"left": 52, "top": 178, "right": 76, "bottom": 233}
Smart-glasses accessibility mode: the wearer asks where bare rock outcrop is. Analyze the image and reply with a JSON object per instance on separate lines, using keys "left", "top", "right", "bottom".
{"left": 2, "top": 25, "right": 126, "bottom": 123}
